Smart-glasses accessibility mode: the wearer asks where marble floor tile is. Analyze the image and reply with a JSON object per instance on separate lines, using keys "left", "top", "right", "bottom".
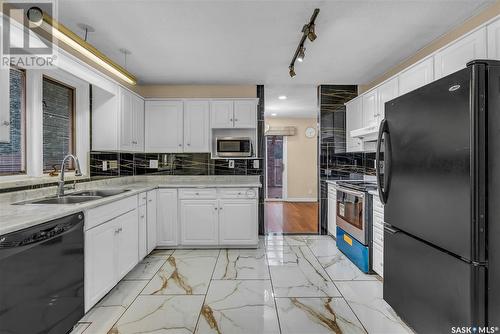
{"left": 78, "top": 305, "right": 125, "bottom": 334}
{"left": 196, "top": 280, "right": 280, "bottom": 334}
{"left": 69, "top": 323, "right": 89, "bottom": 334}
{"left": 284, "top": 235, "right": 308, "bottom": 246}
{"left": 124, "top": 257, "right": 165, "bottom": 280}
{"left": 110, "top": 295, "right": 204, "bottom": 334}
{"left": 141, "top": 249, "right": 219, "bottom": 295}
{"left": 307, "top": 239, "right": 377, "bottom": 281}
{"left": 269, "top": 246, "right": 341, "bottom": 297}
{"left": 98, "top": 280, "right": 148, "bottom": 308}
{"left": 261, "top": 235, "right": 287, "bottom": 249}
{"left": 147, "top": 249, "right": 174, "bottom": 258}
{"left": 212, "top": 248, "right": 270, "bottom": 279}
{"left": 335, "top": 280, "right": 415, "bottom": 334}
{"left": 275, "top": 297, "right": 366, "bottom": 334}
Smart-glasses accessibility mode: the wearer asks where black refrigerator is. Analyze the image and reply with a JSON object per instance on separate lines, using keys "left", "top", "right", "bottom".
{"left": 376, "top": 59, "right": 500, "bottom": 333}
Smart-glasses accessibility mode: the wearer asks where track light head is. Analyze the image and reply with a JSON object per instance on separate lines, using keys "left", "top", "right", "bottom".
{"left": 307, "top": 24, "right": 317, "bottom": 42}
{"left": 289, "top": 66, "right": 296, "bottom": 78}
{"left": 297, "top": 46, "right": 305, "bottom": 62}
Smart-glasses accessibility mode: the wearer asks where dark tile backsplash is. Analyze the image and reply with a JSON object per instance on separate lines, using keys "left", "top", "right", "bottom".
{"left": 90, "top": 152, "right": 262, "bottom": 177}
{"left": 318, "top": 85, "right": 377, "bottom": 234}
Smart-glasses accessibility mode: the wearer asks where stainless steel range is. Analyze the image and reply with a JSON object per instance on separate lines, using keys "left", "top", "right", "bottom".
{"left": 335, "top": 180, "right": 377, "bottom": 273}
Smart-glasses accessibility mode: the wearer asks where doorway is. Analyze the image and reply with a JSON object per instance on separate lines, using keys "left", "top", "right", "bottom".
{"left": 265, "top": 135, "right": 285, "bottom": 200}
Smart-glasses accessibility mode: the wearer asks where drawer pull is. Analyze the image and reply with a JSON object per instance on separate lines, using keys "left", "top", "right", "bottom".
{"left": 140, "top": 215, "right": 145, "bottom": 219}
{"left": 195, "top": 192, "right": 199, "bottom": 195}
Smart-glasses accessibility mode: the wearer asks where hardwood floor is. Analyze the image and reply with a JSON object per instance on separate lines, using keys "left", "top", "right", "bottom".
{"left": 265, "top": 201, "right": 319, "bottom": 234}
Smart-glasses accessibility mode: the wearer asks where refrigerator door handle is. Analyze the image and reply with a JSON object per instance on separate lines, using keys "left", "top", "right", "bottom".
{"left": 384, "top": 224, "right": 398, "bottom": 234}
{"left": 376, "top": 119, "right": 391, "bottom": 204}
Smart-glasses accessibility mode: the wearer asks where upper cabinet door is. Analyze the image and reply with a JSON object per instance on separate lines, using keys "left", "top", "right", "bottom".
{"left": 362, "top": 90, "right": 378, "bottom": 127}
{"left": 399, "top": 57, "right": 434, "bottom": 95}
{"left": 233, "top": 100, "right": 257, "bottom": 128}
{"left": 119, "top": 89, "right": 135, "bottom": 151}
{"left": 184, "top": 100, "right": 210, "bottom": 152}
{"left": 145, "top": 100, "right": 184, "bottom": 152}
{"left": 346, "top": 98, "right": 363, "bottom": 153}
{"left": 132, "top": 94, "right": 145, "bottom": 152}
{"left": 487, "top": 18, "right": 500, "bottom": 59}
{"left": 210, "top": 100, "right": 234, "bottom": 128}
{"left": 377, "top": 78, "right": 399, "bottom": 121}
{"left": 434, "top": 28, "right": 487, "bottom": 79}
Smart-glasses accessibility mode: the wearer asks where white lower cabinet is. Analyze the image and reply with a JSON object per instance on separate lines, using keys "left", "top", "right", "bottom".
{"left": 84, "top": 218, "right": 117, "bottom": 312}
{"left": 117, "top": 210, "right": 140, "bottom": 280}
{"left": 219, "top": 199, "right": 258, "bottom": 245}
{"left": 85, "top": 206, "right": 139, "bottom": 312}
{"left": 146, "top": 190, "right": 158, "bottom": 253}
{"left": 138, "top": 204, "right": 147, "bottom": 260}
{"left": 157, "top": 189, "right": 178, "bottom": 247}
{"left": 180, "top": 199, "right": 219, "bottom": 245}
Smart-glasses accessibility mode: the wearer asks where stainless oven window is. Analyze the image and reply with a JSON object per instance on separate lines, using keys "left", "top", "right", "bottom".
{"left": 337, "top": 191, "right": 363, "bottom": 229}
{"left": 219, "top": 141, "right": 241, "bottom": 152}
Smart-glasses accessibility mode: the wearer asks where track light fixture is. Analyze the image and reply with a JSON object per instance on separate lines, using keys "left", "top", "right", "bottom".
{"left": 288, "top": 8, "right": 319, "bottom": 78}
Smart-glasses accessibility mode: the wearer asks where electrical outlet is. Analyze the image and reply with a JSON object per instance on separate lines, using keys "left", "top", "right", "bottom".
{"left": 108, "top": 160, "right": 118, "bottom": 169}
{"left": 253, "top": 160, "right": 259, "bottom": 169}
{"left": 102, "top": 161, "right": 108, "bottom": 171}
{"left": 149, "top": 159, "right": 159, "bottom": 168}
{"left": 228, "top": 160, "right": 235, "bottom": 168}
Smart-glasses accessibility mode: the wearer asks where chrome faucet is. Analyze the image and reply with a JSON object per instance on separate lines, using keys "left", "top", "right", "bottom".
{"left": 57, "top": 154, "right": 83, "bottom": 197}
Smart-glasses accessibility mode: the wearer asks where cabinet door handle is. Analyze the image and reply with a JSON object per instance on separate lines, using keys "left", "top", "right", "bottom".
{"left": 148, "top": 199, "right": 152, "bottom": 202}
{"left": 219, "top": 207, "right": 223, "bottom": 210}
{"left": 214, "top": 207, "right": 218, "bottom": 210}
{"left": 140, "top": 215, "right": 145, "bottom": 219}
{"left": 230, "top": 118, "right": 233, "bottom": 121}
{"left": 178, "top": 144, "right": 182, "bottom": 147}
{"left": 234, "top": 118, "right": 238, "bottom": 122}
{"left": 187, "top": 143, "right": 190, "bottom": 146}
{"left": 195, "top": 192, "right": 199, "bottom": 195}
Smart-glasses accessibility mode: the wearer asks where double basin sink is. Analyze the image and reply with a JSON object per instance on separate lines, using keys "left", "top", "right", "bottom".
{"left": 16, "top": 189, "right": 130, "bottom": 205}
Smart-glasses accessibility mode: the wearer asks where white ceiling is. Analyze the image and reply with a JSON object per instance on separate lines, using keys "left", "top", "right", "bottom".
{"left": 58, "top": 0, "right": 493, "bottom": 87}
{"left": 265, "top": 85, "right": 318, "bottom": 118}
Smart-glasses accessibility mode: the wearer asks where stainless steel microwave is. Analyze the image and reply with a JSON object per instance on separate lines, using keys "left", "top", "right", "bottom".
{"left": 216, "top": 137, "right": 253, "bottom": 157}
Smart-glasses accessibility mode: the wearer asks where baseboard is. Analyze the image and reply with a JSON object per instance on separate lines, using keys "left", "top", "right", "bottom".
{"left": 285, "top": 198, "right": 318, "bottom": 202}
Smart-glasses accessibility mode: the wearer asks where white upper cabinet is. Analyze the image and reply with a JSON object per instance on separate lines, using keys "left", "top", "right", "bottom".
{"left": 362, "top": 89, "right": 378, "bottom": 127}
{"left": 119, "top": 88, "right": 144, "bottom": 152}
{"left": 210, "top": 100, "right": 234, "bottom": 128}
{"left": 210, "top": 99, "right": 257, "bottom": 129}
{"left": 434, "top": 28, "right": 487, "bottom": 79}
{"left": 377, "top": 77, "right": 399, "bottom": 121}
{"left": 184, "top": 101, "right": 210, "bottom": 152}
{"left": 487, "top": 18, "right": 500, "bottom": 59}
{"left": 233, "top": 100, "right": 257, "bottom": 128}
{"left": 346, "top": 98, "right": 363, "bottom": 153}
{"left": 145, "top": 100, "right": 184, "bottom": 153}
{"left": 399, "top": 57, "right": 434, "bottom": 95}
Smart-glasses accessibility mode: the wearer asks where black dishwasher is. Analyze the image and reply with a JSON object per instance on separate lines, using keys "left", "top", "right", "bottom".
{"left": 0, "top": 212, "right": 84, "bottom": 334}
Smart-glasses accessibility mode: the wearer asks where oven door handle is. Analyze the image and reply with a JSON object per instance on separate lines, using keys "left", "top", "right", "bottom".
{"left": 376, "top": 119, "right": 391, "bottom": 204}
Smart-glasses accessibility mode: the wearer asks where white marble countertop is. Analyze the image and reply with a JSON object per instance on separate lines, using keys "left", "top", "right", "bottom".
{"left": 0, "top": 175, "right": 261, "bottom": 236}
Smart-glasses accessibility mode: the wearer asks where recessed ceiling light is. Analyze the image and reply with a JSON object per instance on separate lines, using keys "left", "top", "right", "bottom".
{"left": 278, "top": 95, "right": 287, "bottom": 100}
{"left": 271, "top": 113, "right": 277, "bottom": 117}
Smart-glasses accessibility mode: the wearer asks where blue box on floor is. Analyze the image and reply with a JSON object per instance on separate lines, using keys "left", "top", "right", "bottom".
{"left": 336, "top": 226, "right": 370, "bottom": 273}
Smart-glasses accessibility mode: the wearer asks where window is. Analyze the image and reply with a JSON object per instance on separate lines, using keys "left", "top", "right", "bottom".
{"left": 42, "top": 77, "right": 75, "bottom": 172}
{"left": 0, "top": 69, "right": 26, "bottom": 175}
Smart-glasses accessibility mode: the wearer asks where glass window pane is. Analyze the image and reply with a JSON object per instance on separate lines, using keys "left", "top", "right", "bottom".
{"left": 42, "top": 77, "right": 74, "bottom": 172}
{"left": 0, "top": 69, "right": 25, "bottom": 175}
